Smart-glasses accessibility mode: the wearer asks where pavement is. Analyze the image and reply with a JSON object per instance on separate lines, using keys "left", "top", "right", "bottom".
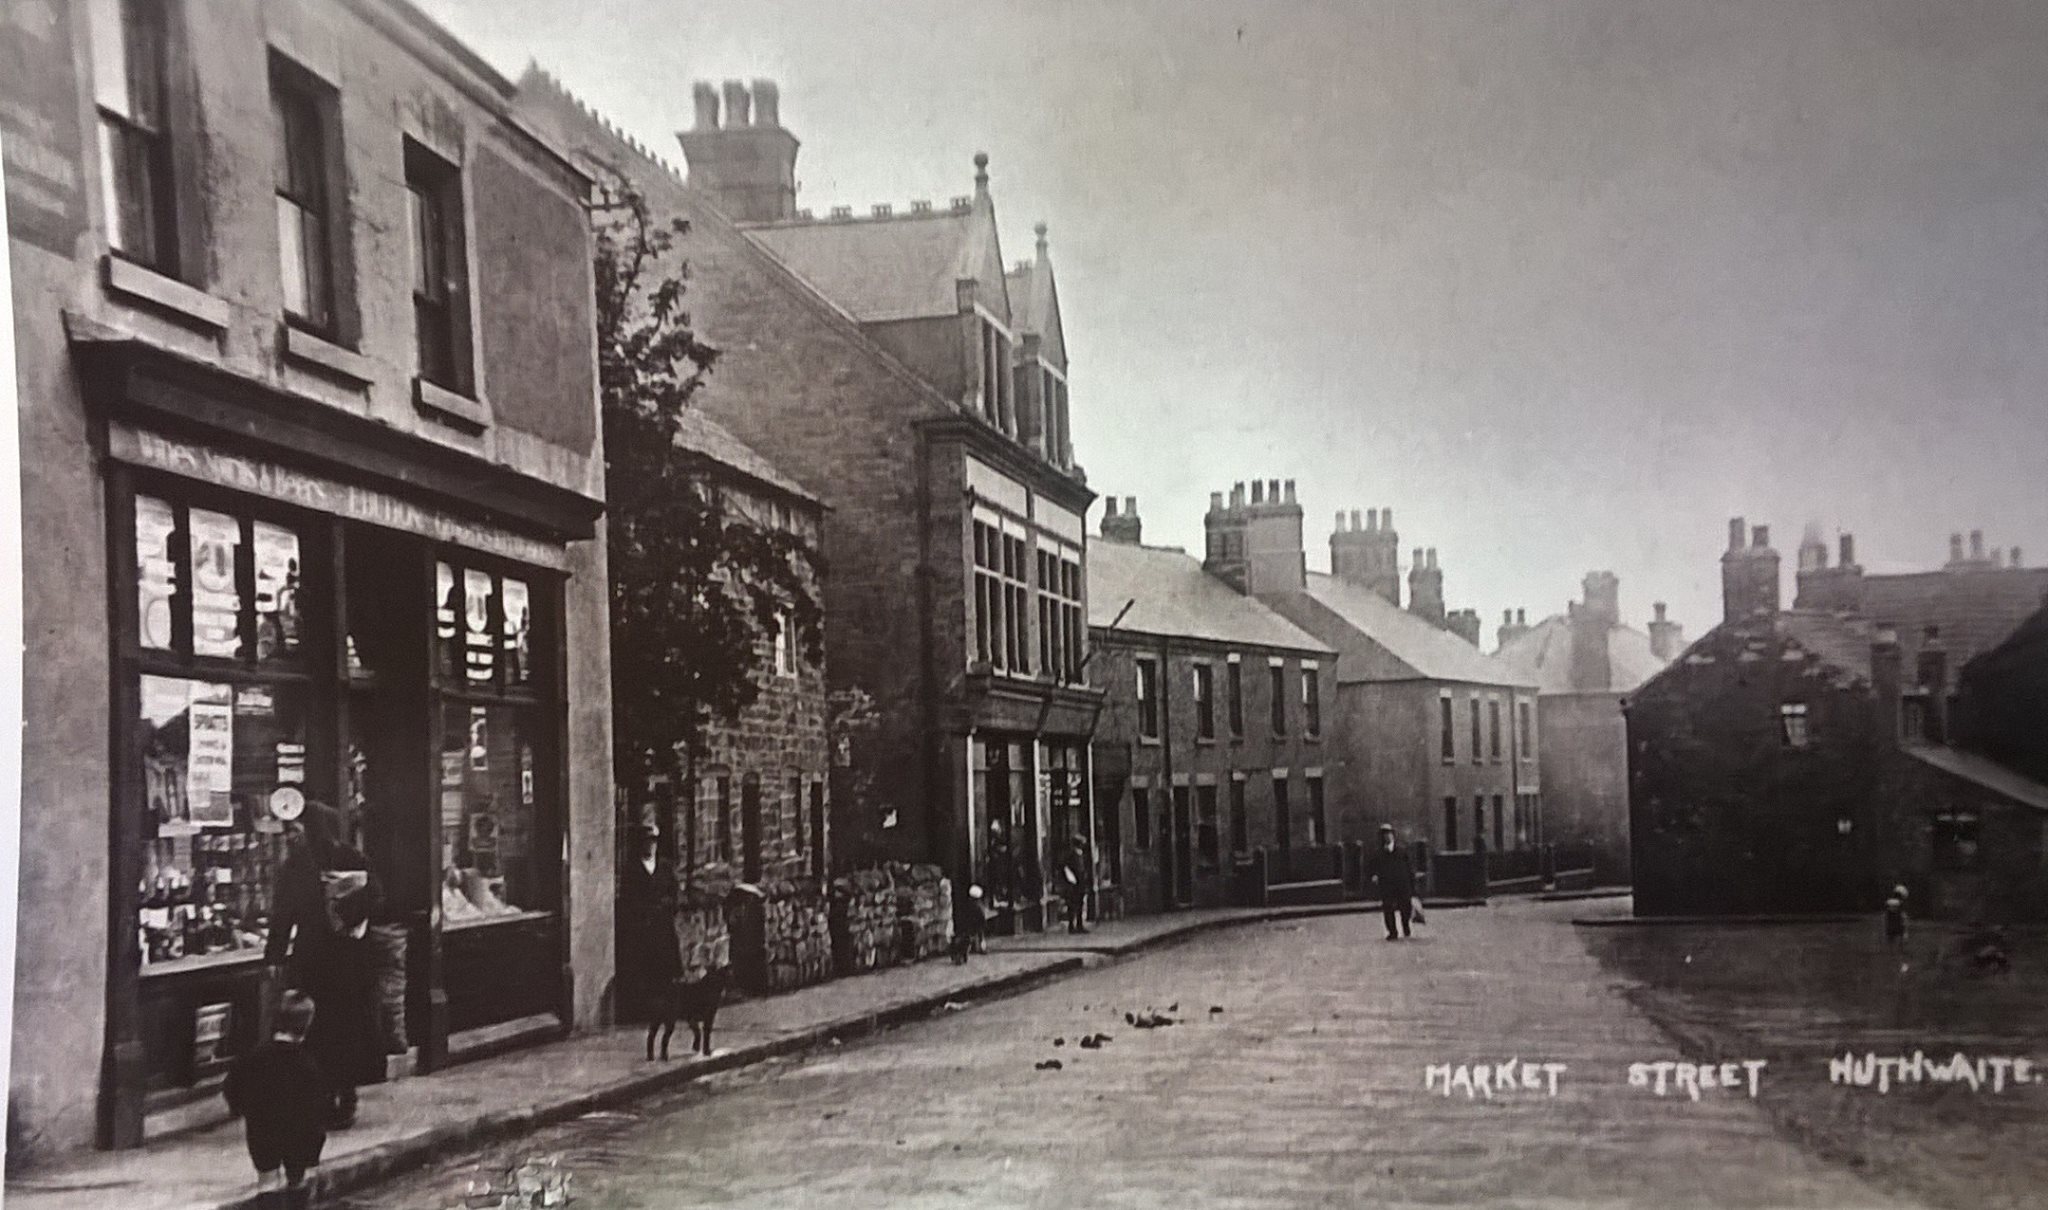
{"left": 340, "top": 897, "right": 1920, "bottom": 1210}
{"left": 2, "top": 901, "right": 1396, "bottom": 1210}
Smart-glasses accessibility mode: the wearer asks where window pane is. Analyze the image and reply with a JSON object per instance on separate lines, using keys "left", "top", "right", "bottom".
{"left": 408, "top": 187, "right": 438, "bottom": 298}
{"left": 101, "top": 119, "right": 162, "bottom": 265}
{"left": 189, "top": 509, "right": 242, "bottom": 659}
{"left": 136, "top": 494, "right": 179, "bottom": 651}
{"left": 138, "top": 676, "right": 305, "bottom": 967}
{"left": 276, "top": 199, "right": 310, "bottom": 318}
{"left": 90, "top": 0, "right": 133, "bottom": 116}
{"left": 251, "top": 521, "right": 302, "bottom": 662}
{"left": 441, "top": 701, "right": 545, "bottom": 919}
{"left": 502, "top": 577, "right": 533, "bottom": 686}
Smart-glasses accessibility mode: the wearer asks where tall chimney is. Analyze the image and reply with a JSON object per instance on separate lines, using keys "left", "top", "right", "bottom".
{"left": 1722, "top": 516, "right": 1780, "bottom": 624}
{"left": 1407, "top": 547, "right": 1445, "bottom": 625}
{"left": 678, "top": 79, "right": 802, "bottom": 222}
{"left": 1242, "top": 475, "right": 1305, "bottom": 599}
{"left": 691, "top": 82, "right": 720, "bottom": 130}
{"left": 1970, "top": 530, "right": 1985, "bottom": 562}
{"left": 1648, "top": 601, "right": 1683, "bottom": 662}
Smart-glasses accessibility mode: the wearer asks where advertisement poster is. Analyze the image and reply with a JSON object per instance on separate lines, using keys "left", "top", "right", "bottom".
{"left": 135, "top": 495, "right": 178, "bottom": 651}
{"left": 185, "top": 682, "right": 234, "bottom": 828}
{"left": 464, "top": 568, "right": 495, "bottom": 682}
{"left": 189, "top": 509, "right": 242, "bottom": 658}
{"left": 252, "top": 521, "right": 300, "bottom": 659}
{"left": 501, "top": 577, "right": 529, "bottom": 684}
{"left": 435, "top": 561, "right": 458, "bottom": 676}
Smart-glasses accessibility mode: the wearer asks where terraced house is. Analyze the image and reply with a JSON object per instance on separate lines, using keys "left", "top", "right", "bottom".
{"left": 4, "top": 0, "right": 613, "bottom": 1155}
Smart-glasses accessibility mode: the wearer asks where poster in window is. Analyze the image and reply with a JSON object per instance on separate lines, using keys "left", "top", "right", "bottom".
{"left": 464, "top": 568, "right": 495, "bottom": 682}
{"left": 435, "top": 561, "right": 458, "bottom": 678}
{"left": 185, "top": 682, "right": 234, "bottom": 828}
{"left": 136, "top": 495, "right": 178, "bottom": 651}
{"left": 141, "top": 676, "right": 193, "bottom": 829}
{"left": 468, "top": 705, "right": 489, "bottom": 772}
{"left": 252, "top": 521, "right": 301, "bottom": 660}
{"left": 189, "top": 509, "right": 242, "bottom": 658}
{"left": 501, "top": 577, "right": 530, "bottom": 685}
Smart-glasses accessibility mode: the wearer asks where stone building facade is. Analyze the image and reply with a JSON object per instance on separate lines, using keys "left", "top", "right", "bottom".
{"left": 1628, "top": 518, "right": 2048, "bottom": 918}
{"left": 1086, "top": 502, "right": 1336, "bottom": 915}
{"left": 517, "top": 73, "right": 1100, "bottom": 931}
{"left": 4, "top": 0, "right": 613, "bottom": 1156}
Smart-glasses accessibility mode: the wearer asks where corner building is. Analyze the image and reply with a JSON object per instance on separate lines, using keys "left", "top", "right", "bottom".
{"left": 4, "top": 0, "right": 612, "bottom": 1155}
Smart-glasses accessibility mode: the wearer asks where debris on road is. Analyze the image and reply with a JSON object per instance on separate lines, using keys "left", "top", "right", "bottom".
{"left": 1209, "top": 1006, "right": 1225, "bottom": 1015}
{"left": 1035, "top": 1059, "right": 1064, "bottom": 1071}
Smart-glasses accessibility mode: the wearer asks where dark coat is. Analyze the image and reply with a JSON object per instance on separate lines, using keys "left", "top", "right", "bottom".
{"left": 225, "top": 1038, "right": 330, "bottom": 1164}
{"left": 1058, "top": 847, "right": 1092, "bottom": 902}
{"left": 268, "top": 836, "right": 384, "bottom": 1088}
{"left": 1368, "top": 844, "right": 1416, "bottom": 901}
{"left": 619, "top": 857, "right": 684, "bottom": 993}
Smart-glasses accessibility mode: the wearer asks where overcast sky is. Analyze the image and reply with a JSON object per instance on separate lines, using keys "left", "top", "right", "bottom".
{"left": 419, "top": 0, "right": 2048, "bottom": 645}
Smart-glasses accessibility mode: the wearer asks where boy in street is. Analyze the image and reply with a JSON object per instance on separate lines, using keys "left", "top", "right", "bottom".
{"left": 224, "top": 991, "right": 331, "bottom": 1210}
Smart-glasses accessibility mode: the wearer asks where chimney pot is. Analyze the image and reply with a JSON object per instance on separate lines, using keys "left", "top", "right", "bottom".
{"left": 871, "top": 203, "right": 893, "bottom": 218}
{"left": 1503, "top": 609, "right": 1513, "bottom": 624}
{"left": 1208, "top": 491, "right": 1223, "bottom": 512}
{"left": 1752, "top": 525, "right": 1770, "bottom": 549}
{"left": 1231, "top": 482, "right": 1245, "bottom": 508}
{"left": 1840, "top": 533, "right": 1855, "bottom": 567}
{"left": 751, "top": 79, "right": 780, "bottom": 126}
{"left": 1267, "top": 478, "right": 1281, "bottom": 502}
{"left": 1381, "top": 507, "right": 1393, "bottom": 530}
{"left": 721, "top": 80, "right": 750, "bottom": 127}
{"left": 691, "top": 82, "right": 720, "bottom": 130}
{"left": 1104, "top": 498, "right": 1118, "bottom": 517}
{"left": 1365, "top": 508, "right": 1378, "bottom": 532}
{"left": 1349, "top": 509, "right": 1361, "bottom": 532}
{"left": 1970, "top": 530, "right": 1985, "bottom": 560}
{"left": 1124, "top": 495, "right": 1136, "bottom": 514}
{"left": 1729, "top": 517, "right": 1746, "bottom": 552}
{"left": 1654, "top": 601, "right": 1668, "bottom": 622}
{"left": 1283, "top": 480, "right": 1297, "bottom": 504}
{"left": 1516, "top": 609, "right": 1526, "bottom": 625}
{"left": 1412, "top": 548, "right": 1424, "bottom": 567}
{"left": 1333, "top": 510, "right": 1346, "bottom": 533}
{"left": 1950, "top": 533, "right": 1965, "bottom": 564}
{"left": 1035, "top": 222, "right": 1049, "bottom": 261}
{"left": 2013, "top": 546, "right": 2024, "bottom": 569}
{"left": 973, "top": 151, "right": 990, "bottom": 195}
{"left": 1251, "top": 481, "right": 1266, "bottom": 505}
{"left": 828, "top": 205, "right": 852, "bottom": 220}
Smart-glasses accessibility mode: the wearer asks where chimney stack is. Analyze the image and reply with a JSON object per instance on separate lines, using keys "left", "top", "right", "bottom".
{"left": 1407, "top": 546, "right": 1445, "bottom": 625}
{"left": 1349, "top": 509, "right": 1362, "bottom": 532}
{"left": 1446, "top": 608, "right": 1482, "bottom": 647}
{"left": 678, "top": 79, "right": 802, "bottom": 222}
{"left": 1722, "top": 515, "right": 1780, "bottom": 624}
{"left": 1949, "top": 533, "right": 1966, "bottom": 566}
{"left": 2013, "top": 546, "right": 2024, "bottom": 569}
{"left": 1648, "top": 600, "right": 1683, "bottom": 662}
{"left": 1839, "top": 533, "right": 1855, "bottom": 567}
{"left": 1497, "top": 607, "right": 1532, "bottom": 651}
{"left": 1795, "top": 527, "right": 1865, "bottom": 614}
{"left": 1970, "top": 530, "right": 1986, "bottom": 562}
{"left": 1100, "top": 496, "right": 1142, "bottom": 545}
{"left": 1570, "top": 573, "right": 1617, "bottom": 690}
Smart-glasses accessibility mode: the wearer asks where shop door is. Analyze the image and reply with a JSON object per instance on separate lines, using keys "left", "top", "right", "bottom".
{"left": 740, "top": 774, "right": 763, "bottom": 882}
{"left": 1172, "top": 786, "right": 1194, "bottom": 907}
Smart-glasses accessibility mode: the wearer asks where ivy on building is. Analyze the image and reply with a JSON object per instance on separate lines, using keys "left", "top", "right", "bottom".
{"left": 591, "top": 176, "right": 824, "bottom": 795}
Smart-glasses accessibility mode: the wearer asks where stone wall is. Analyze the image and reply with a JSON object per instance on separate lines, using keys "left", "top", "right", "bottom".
{"left": 894, "top": 864, "right": 953, "bottom": 963}
{"left": 755, "top": 877, "right": 833, "bottom": 993}
{"left": 829, "top": 869, "right": 902, "bottom": 976}
{"left": 673, "top": 886, "right": 732, "bottom": 981}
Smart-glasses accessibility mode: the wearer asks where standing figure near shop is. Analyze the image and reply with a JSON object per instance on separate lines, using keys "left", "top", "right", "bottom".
{"left": 1369, "top": 824, "right": 1417, "bottom": 941}
{"left": 266, "top": 800, "right": 384, "bottom": 1128}
{"left": 619, "top": 822, "right": 684, "bottom": 1034}
{"left": 224, "top": 990, "right": 330, "bottom": 1210}
{"left": 1059, "top": 837, "right": 1093, "bottom": 934}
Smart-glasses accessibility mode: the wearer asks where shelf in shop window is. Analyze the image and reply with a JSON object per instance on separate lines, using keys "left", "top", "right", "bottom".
{"left": 443, "top": 908, "right": 555, "bottom": 933}
{"left": 139, "top": 946, "right": 267, "bottom": 978}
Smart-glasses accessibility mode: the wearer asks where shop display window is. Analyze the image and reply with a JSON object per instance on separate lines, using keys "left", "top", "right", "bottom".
{"left": 439, "top": 700, "right": 544, "bottom": 925}
{"left": 137, "top": 675, "right": 305, "bottom": 968}
{"left": 134, "top": 494, "right": 304, "bottom": 665}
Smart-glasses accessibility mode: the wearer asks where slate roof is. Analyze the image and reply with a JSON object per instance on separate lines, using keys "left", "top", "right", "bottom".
{"left": 1494, "top": 614, "right": 1667, "bottom": 693}
{"left": 1087, "top": 543, "right": 1332, "bottom": 655}
{"left": 674, "top": 408, "right": 822, "bottom": 505}
{"left": 1777, "top": 610, "right": 1880, "bottom": 680}
{"left": 1906, "top": 745, "right": 2048, "bottom": 814}
{"left": 1304, "top": 572, "right": 1533, "bottom": 686}
{"left": 744, "top": 209, "right": 987, "bottom": 324}
{"left": 1860, "top": 568, "right": 2048, "bottom": 671}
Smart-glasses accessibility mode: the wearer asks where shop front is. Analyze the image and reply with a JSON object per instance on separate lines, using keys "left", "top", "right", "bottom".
{"left": 91, "top": 351, "right": 601, "bottom": 1146}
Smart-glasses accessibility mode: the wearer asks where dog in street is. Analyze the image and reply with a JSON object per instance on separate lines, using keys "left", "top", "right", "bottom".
{"left": 647, "top": 965, "right": 732, "bottom": 1061}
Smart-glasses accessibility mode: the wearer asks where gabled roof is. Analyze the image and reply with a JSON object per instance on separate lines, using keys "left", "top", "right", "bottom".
{"left": 744, "top": 203, "right": 1007, "bottom": 326}
{"left": 1088, "top": 543, "right": 1332, "bottom": 656}
{"left": 1906, "top": 745, "right": 2048, "bottom": 814}
{"left": 1304, "top": 572, "right": 1534, "bottom": 687}
{"left": 1005, "top": 255, "right": 1065, "bottom": 368}
{"left": 673, "top": 408, "right": 822, "bottom": 506}
{"left": 1495, "top": 613, "right": 1667, "bottom": 693}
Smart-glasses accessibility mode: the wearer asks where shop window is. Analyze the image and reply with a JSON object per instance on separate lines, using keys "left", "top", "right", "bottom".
{"left": 137, "top": 675, "right": 306, "bottom": 967}
{"left": 1307, "top": 776, "right": 1327, "bottom": 846}
{"left": 438, "top": 700, "right": 543, "bottom": 922}
{"left": 91, "top": 0, "right": 178, "bottom": 274}
{"left": 1196, "top": 784, "right": 1219, "bottom": 870}
{"left": 272, "top": 55, "right": 341, "bottom": 336}
{"left": 404, "top": 138, "right": 470, "bottom": 394}
{"left": 133, "top": 495, "right": 306, "bottom": 666}
{"left": 1229, "top": 779, "right": 1248, "bottom": 855}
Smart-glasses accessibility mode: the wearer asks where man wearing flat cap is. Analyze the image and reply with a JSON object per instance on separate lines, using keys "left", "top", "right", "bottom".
{"left": 1368, "top": 824, "right": 1417, "bottom": 941}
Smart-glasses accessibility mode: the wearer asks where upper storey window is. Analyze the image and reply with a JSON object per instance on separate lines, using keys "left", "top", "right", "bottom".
{"left": 272, "top": 57, "right": 340, "bottom": 336}
{"left": 92, "top": 0, "right": 178, "bottom": 274}
{"left": 405, "top": 139, "right": 472, "bottom": 394}
{"left": 979, "top": 318, "right": 1015, "bottom": 436}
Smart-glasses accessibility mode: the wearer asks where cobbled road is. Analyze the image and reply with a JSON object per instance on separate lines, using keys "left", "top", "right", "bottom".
{"left": 343, "top": 901, "right": 1917, "bottom": 1210}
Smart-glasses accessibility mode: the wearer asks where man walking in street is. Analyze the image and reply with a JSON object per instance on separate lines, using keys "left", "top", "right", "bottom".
{"left": 1059, "top": 837, "right": 1093, "bottom": 934}
{"left": 1369, "top": 824, "right": 1416, "bottom": 941}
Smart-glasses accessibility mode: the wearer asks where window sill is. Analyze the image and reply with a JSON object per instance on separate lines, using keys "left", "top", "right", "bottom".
{"left": 1138, "top": 736, "right": 1163, "bottom": 748}
{"left": 414, "top": 376, "right": 492, "bottom": 433}
{"left": 282, "top": 323, "right": 373, "bottom": 387}
{"left": 103, "top": 256, "right": 231, "bottom": 333}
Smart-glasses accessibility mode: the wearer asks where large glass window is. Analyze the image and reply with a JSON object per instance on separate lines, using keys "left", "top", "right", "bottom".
{"left": 1036, "top": 547, "right": 1081, "bottom": 684}
{"left": 91, "top": 0, "right": 177, "bottom": 272}
{"left": 971, "top": 520, "right": 1030, "bottom": 675}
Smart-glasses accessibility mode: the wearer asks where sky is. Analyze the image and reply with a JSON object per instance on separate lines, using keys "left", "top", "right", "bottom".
{"left": 417, "top": 0, "right": 2048, "bottom": 646}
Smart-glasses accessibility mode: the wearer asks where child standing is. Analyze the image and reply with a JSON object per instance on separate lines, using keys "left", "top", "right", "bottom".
{"left": 1883, "top": 885, "right": 1909, "bottom": 949}
{"left": 224, "top": 991, "right": 331, "bottom": 1210}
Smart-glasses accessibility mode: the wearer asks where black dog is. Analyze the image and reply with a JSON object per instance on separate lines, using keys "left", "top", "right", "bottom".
{"left": 647, "top": 965, "right": 731, "bottom": 1061}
